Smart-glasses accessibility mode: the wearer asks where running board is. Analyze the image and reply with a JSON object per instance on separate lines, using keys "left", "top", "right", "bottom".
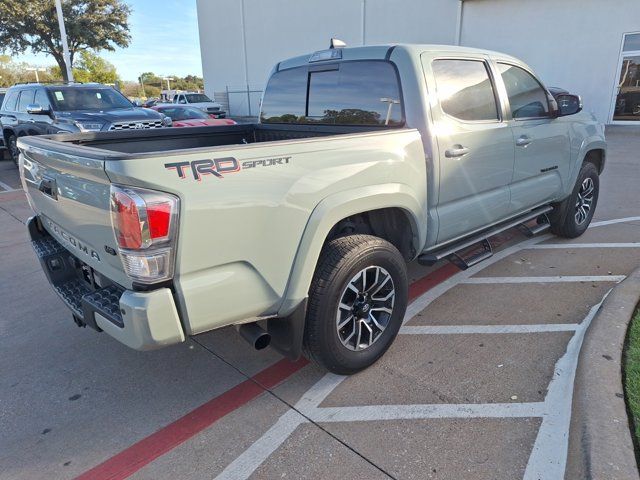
{"left": 418, "top": 206, "right": 553, "bottom": 269}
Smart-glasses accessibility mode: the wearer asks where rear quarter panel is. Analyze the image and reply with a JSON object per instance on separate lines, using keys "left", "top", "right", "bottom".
{"left": 105, "top": 129, "right": 427, "bottom": 334}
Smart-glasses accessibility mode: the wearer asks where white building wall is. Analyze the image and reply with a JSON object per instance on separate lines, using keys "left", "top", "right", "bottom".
{"left": 460, "top": 0, "right": 640, "bottom": 123}
{"left": 196, "top": 0, "right": 459, "bottom": 114}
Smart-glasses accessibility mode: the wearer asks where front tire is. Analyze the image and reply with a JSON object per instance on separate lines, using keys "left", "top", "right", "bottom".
{"left": 303, "top": 234, "right": 408, "bottom": 375}
{"left": 550, "top": 161, "right": 599, "bottom": 238}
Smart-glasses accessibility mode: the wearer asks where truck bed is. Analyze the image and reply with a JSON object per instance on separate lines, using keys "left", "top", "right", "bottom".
{"left": 27, "top": 123, "right": 393, "bottom": 157}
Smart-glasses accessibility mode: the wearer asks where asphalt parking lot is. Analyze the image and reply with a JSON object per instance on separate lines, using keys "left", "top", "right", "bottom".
{"left": 1, "top": 127, "right": 639, "bottom": 480}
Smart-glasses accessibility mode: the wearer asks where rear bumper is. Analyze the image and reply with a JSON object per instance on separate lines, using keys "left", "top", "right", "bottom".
{"left": 28, "top": 216, "right": 185, "bottom": 350}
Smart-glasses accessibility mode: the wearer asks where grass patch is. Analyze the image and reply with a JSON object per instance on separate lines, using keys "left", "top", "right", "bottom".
{"left": 625, "top": 307, "right": 640, "bottom": 444}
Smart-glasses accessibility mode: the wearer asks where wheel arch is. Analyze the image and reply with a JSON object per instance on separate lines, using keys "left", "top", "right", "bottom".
{"left": 277, "top": 183, "right": 426, "bottom": 317}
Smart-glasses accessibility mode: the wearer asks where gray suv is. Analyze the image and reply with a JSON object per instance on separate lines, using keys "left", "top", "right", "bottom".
{"left": 1, "top": 83, "right": 171, "bottom": 165}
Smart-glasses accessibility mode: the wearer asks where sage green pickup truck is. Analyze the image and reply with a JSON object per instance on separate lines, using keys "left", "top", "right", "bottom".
{"left": 18, "top": 43, "right": 606, "bottom": 374}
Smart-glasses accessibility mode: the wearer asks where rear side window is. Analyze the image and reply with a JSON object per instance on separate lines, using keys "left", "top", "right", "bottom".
{"left": 2, "top": 90, "right": 18, "bottom": 111}
{"left": 261, "top": 61, "right": 404, "bottom": 126}
{"left": 498, "top": 63, "right": 550, "bottom": 119}
{"left": 17, "top": 90, "right": 35, "bottom": 112}
{"left": 432, "top": 59, "right": 499, "bottom": 122}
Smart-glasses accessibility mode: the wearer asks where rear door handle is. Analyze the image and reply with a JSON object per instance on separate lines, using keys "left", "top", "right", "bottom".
{"left": 516, "top": 135, "right": 532, "bottom": 147}
{"left": 445, "top": 146, "right": 470, "bottom": 158}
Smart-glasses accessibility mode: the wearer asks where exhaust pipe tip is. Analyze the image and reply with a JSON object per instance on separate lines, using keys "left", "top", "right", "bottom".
{"left": 238, "top": 322, "right": 271, "bottom": 350}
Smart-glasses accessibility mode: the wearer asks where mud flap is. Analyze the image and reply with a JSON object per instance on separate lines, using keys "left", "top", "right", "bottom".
{"left": 267, "top": 298, "right": 307, "bottom": 361}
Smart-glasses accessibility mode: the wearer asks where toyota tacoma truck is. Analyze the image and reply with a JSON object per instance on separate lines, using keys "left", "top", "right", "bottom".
{"left": 18, "top": 43, "right": 606, "bottom": 374}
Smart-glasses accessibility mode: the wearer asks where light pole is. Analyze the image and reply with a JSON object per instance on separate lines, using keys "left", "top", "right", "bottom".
{"left": 26, "top": 67, "right": 46, "bottom": 83}
{"left": 380, "top": 97, "right": 400, "bottom": 125}
{"left": 54, "top": 0, "right": 74, "bottom": 82}
{"left": 162, "top": 77, "right": 174, "bottom": 90}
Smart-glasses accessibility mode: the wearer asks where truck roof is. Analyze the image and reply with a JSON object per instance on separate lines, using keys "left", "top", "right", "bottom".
{"left": 277, "top": 43, "right": 522, "bottom": 71}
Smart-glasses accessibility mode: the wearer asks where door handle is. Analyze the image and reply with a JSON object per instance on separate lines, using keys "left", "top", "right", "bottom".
{"left": 516, "top": 135, "right": 532, "bottom": 147}
{"left": 445, "top": 145, "right": 470, "bottom": 158}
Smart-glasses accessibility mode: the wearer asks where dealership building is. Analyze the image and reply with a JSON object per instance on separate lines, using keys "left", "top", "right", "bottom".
{"left": 197, "top": 0, "right": 640, "bottom": 124}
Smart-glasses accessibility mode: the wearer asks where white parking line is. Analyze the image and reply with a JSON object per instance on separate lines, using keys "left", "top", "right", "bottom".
{"left": 0, "top": 179, "right": 16, "bottom": 192}
{"left": 215, "top": 409, "right": 307, "bottom": 480}
{"left": 530, "top": 243, "right": 640, "bottom": 249}
{"left": 462, "top": 275, "right": 625, "bottom": 284}
{"left": 590, "top": 216, "right": 640, "bottom": 227}
{"left": 399, "top": 324, "right": 579, "bottom": 335}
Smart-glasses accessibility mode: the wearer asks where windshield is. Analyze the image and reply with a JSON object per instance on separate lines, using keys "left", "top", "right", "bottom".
{"left": 185, "top": 93, "right": 212, "bottom": 103}
{"left": 48, "top": 87, "right": 133, "bottom": 111}
{"left": 158, "top": 106, "right": 210, "bottom": 121}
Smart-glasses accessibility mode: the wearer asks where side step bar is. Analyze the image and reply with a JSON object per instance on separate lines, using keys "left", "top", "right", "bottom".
{"left": 418, "top": 206, "right": 553, "bottom": 269}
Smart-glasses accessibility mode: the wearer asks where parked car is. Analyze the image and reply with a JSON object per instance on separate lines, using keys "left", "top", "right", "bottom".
{"left": 151, "top": 105, "right": 236, "bottom": 127}
{"left": 18, "top": 43, "right": 605, "bottom": 374}
{"left": 0, "top": 83, "right": 172, "bottom": 165}
{"left": 171, "top": 91, "right": 225, "bottom": 117}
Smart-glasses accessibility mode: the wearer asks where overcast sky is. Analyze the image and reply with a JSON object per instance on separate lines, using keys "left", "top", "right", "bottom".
{"left": 14, "top": 0, "right": 203, "bottom": 81}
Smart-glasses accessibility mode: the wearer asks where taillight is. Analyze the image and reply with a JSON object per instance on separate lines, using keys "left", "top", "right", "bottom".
{"left": 110, "top": 185, "right": 179, "bottom": 283}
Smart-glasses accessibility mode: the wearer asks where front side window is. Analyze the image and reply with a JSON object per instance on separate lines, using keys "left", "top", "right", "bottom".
{"left": 432, "top": 59, "right": 499, "bottom": 121}
{"left": 498, "top": 63, "right": 550, "bottom": 119}
{"left": 17, "top": 90, "right": 35, "bottom": 112}
{"left": 35, "top": 89, "right": 51, "bottom": 109}
{"left": 261, "top": 61, "right": 404, "bottom": 126}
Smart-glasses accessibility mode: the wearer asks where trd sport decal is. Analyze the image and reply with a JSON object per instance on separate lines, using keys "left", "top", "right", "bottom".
{"left": 165, "top": 156, "right": 291, "bottom": 181}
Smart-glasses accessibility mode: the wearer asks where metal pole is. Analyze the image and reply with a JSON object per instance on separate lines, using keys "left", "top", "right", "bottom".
{"left": 54, "top": 0, "right": 74, "bottom": 82}
{"left": 247, "top": 84, "right": 251, "bottom": 117}
{"left": 35, "top": 70, "right": 40, "bottom": 82}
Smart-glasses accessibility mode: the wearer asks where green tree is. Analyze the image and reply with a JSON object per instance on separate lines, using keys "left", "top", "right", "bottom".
{"left": 73, "top": 50, "right": 119, "bottom": 84}
{"left": 0, "top": 0, "right": 131, "bottom": 82}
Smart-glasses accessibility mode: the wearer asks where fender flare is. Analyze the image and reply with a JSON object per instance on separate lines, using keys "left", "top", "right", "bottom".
{"left": 567, "top": 137, "right": 607, "bottom": 190}
{"left": 277, "top": 183, "right": 426, "bottom": 317}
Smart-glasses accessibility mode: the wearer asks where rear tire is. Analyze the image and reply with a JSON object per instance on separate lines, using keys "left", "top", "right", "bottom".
{"left": 303, "top": 234, "right": 408, "bottom": 375}
{"left": 550, "top": 161, "right": 599, "bottom": 238}
{"left": 7, "top": 135, "right": 19, "bottom": 167}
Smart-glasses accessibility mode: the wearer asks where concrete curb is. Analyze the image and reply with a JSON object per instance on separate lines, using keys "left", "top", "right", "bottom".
{"left": 566, "top": 267, "right": 640, "bottom": 480}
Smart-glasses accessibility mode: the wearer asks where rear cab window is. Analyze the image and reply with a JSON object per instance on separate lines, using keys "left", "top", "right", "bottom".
{"left": 261, "top": 60, "right": 404, "bottom": 126}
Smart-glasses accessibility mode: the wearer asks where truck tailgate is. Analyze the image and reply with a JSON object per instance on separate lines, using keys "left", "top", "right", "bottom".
{"left": 19, "top": 141, "right": 132, "bottom": 289}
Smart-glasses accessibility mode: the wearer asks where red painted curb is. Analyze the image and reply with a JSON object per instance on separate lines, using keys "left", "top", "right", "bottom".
{"left": 74, "top": 358, "right": 308, "bottom": 480}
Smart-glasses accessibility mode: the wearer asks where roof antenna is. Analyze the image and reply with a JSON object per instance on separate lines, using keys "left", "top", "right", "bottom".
{"left": 330, "top": 38, "right": 346, "bottom": 49}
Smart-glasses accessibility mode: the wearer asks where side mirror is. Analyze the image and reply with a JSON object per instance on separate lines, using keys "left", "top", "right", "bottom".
{"left": 556, "top": 94, "right": 582, "bottom": 116}
{"left": 26, "top": 103, "right": 49, "bottom": 115}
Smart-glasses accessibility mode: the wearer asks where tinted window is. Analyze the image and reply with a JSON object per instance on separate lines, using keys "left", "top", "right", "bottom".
{"left": 2, "top": 90, "right": 18, "bottom": 111}
{"left": 185, "top": 94, "right": 211, "bottom": 103}
{"left": 261, "top": 61, "right": 403, "bottom": 126}
{"left": 432, "top": 59, "right": 499, "bottom": 121}
{"left": 48, "top": 87, "right": 132, "bottom": 111}
{"left": 260, "top": 67, "right": 307, "bottom": 122}
{"left": 498, "top": 63, "right": 549, "bottom": 119}
{"left": 17, "top": 90, "right": 35, "bottom": 112}
{"left": 35, "top": 89, "right": 51, "bottom": 109}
